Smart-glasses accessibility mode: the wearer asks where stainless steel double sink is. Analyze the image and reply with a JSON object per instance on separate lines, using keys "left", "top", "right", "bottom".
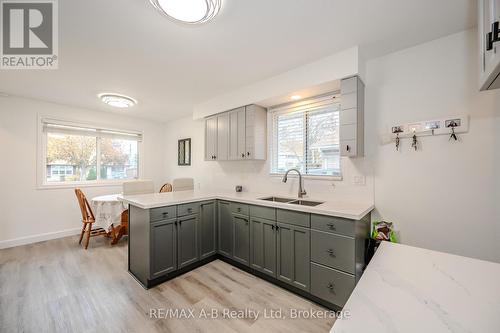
{"left": 259, "top": 196, "right": 324, "bottom": 207}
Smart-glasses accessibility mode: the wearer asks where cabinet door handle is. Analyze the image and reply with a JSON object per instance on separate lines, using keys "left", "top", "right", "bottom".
{"left": 326, "top": 223, "right": 336, "bottom": 230}
{"left": 346, "top": 145, "right": 350, "bottom": 152}
{"left": 241, "top": 153, "right": 245, "bottom": 158}
{"left": 493, "top": 21, "right": 500, "bottom": 42}
{"left": 174, "top": 221, "right": 178, "bottom": 226}
{"left": 327, "top": 282, "right": 335, "bottom": 291}
{"left": 247, "top": 152, "right": 250, "bottom": 156}
{"left": 271, "top": 225, "right": 275, "bottom": 230}
{"left": 327, "top": 249, "right": 336, "bottom": 257}
{"left": 487, "top": 32, "right": 494, "bottom": 51}
{"left": 187, "top": 208, "right": 192, "bottom": 212}
{"left": 162, "top": 212, "right": 168, "bottom": 217}
{"left": 486, "top": 21, "right": 500, "bottom": 51}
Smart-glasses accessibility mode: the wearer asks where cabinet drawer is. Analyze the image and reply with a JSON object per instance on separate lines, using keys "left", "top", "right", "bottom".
{"left": 311, "top": 262, "right": 355, "bottom": 307}
{"left": 311, "top": 214, "right": 355, "bottom": 237}
{"left": 249, "top": 205, "right": 275, "bottom": 220}
{"left": 277, "top": 209, "right": 310, "bottom": 228}
{"left": 311, "top": 230, "right": 355, "bottom": 273}
{"left": 230, "top": 202, "right": 249, "bottom": 215}
{"left": 178, "top": 203, "right": 199, "bottom": 217}
{"left": 150, "top": 206, "right": 177, "bottom": 221}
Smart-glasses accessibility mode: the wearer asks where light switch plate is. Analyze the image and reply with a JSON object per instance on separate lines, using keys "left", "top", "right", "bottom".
{"left": 353, "top": 175, "right": 366, "bottom": 186}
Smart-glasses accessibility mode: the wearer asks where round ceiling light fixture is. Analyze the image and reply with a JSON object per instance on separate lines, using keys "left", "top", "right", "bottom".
{"left": 98, "top": 93, "right": 137, "bottom": 108}
{"left": 149, "top": 0, "right": 221, "bottom": 24}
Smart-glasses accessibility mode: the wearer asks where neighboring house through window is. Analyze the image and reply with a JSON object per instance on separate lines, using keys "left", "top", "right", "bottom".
{"left": 269, "top": 94, "right": 341, "bottom": 178}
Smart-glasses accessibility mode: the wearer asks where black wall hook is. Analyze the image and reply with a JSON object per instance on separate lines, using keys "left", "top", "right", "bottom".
{"left": 411, "top": 133, "right": 418, "bottom": 151}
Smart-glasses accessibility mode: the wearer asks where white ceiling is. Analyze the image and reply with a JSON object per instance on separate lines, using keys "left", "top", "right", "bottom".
{"left": 0, "top": 0, "right": 476, "bottom": 122}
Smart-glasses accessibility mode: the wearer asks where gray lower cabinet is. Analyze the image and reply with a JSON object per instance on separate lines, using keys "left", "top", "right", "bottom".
{"left": 218, "top": 201, "right": 233, "bottom": 258}
{"left": 131, "top": 200, "right": 369, "bottom": 310}
{"left": 150, "top": 218, "right": 177, "bottom": 278}
{"left": 232, "top": 214, "right": 250, "bottom": 266}
{"left": 250, "top": 217, "right": 276, "bottom": 277}
{"left": 177, "top": 214, "right": 199, "bottom": 269}
{"left": 199, "top": 201, "right": 217, "bottom": 259}
{"left": 276, "top": 222, "right": 310, "bottom": 291}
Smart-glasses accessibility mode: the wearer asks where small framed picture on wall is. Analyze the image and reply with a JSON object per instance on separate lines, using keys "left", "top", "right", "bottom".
{"left": 178, "top": 138, "right": 191, "bottom": 166}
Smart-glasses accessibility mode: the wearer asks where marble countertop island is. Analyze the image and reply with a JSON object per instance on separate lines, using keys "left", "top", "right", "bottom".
{"left": 331, "top": 241, "right": 500, "bottom": 333}
{"left": 119, "top": 190, "right": 374, "bottom": 220}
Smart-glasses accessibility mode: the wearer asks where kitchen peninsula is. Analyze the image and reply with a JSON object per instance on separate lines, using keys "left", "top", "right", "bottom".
{"left": 120, "top": 190, "right": 374, "bottom": 310}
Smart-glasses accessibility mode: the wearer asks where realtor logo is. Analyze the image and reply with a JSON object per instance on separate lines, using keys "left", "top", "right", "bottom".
{"left": 1, "top": 0, "right": 58, "bottom": 69}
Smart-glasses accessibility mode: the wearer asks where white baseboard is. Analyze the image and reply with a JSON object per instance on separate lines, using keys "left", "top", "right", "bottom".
{"left": 0, "top": 227, "right": 82, "bottom": 250}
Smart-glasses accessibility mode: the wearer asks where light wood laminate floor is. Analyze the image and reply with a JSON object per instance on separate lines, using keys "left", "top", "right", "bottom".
{"left": 0, "top": 236, "right": 335, "bottom": 333}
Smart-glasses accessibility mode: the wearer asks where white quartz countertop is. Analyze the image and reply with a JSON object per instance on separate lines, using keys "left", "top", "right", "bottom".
{"left": 118, "top": 190, "right": 374, "bottom": 220}
{"left": 331, "top": 241, "right": 500, "bottom": 333}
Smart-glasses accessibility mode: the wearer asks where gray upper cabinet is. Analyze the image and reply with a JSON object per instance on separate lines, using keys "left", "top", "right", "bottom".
{"left": 177, "top": 214, "right": 199, "bottom": 269}
{"left": 232, "top": 214, "right": 250, "bottom": 266}
{"left": 205, "top": 116, "right": 218, "bottom": 161}
{"left": 479, "top": 0, "right": 500, "bottom": 90}
{"left": 199, "top": 201, "right": 217, "bottom": 259}
{"left": 276, "top": 222, "right": 310, "bottom": 291}
{"left": 218, "top": 201, "right": 233, "bottom": 258}
{"left": 228, "top": 108, "right": 244, "bottom": 160}
{"left": 340, "top": 76, "right": 364, "bottom": 157}
{"left": 216, "top": 113, "right": 229, "bottom": 160}
{"left": 250, "top": 217, "right": 276, "bottom": 277}
{"left": 244, "top": 105, "right": 267, "bottom": 160}
{"left": 150, "top": 219, "right": 177, "bottom": 278}
{"left": 205, "top": 104, "right": 267, "bottom": 161}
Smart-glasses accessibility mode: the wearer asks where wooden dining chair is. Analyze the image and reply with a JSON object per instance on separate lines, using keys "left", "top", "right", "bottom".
{"left": 74, "top": 188, "right": 107, "bottom": 249}
{"left": 159, "top": 183, "right": 173, "bottom": 193}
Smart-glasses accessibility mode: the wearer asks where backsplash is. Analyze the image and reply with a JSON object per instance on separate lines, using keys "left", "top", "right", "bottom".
{"left": 164, "top": 116, "right": 374, "bottom": 203}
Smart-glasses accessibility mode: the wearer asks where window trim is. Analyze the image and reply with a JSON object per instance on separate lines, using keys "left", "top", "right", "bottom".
{"left": 37, "top": 115, "right": 144, "bottom": 190}
{"left": 267, "top": 93, "right": 343, "bottom": 180}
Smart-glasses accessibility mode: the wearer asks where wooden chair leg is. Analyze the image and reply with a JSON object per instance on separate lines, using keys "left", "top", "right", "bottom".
{"left": 84, "top": 223, "right": 92, "bottom": 249}
{"left": 78, "top": 223, "right": 86, "bottom": 244}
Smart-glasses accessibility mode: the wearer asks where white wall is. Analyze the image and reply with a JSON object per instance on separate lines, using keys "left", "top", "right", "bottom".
{"left": 365, "top": 29, "right": 500, "bottom": 262}
{"left": 0, "top": 97, "right": 166, "bottom": 248}
{"left": 193, "top": 46, "right": 360, "bottom": 119}
{"left": 165, "top": 29, "right": 500, "bottom": 263}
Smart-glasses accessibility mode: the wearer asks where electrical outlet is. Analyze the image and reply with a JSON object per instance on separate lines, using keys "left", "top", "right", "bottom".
{"left": 353, "top": 175, "right": 366, "bottom": 186}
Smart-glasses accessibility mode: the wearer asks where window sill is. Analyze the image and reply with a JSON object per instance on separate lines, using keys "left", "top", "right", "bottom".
{"left": 37, "top": 180, "right": 129, "bottom": 190}
{"left": 269, "top": 173, "right": 343, "bottom": 181}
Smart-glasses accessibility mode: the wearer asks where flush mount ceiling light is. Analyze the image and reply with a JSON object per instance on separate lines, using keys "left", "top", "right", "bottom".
{"left": 98, "top": 93, "right": 137, "bottom": 108}
{"left": 149, "top": 0, "right": 221, "bottom": 24}
{"left": 291, "top": 95, "right": 302, "bottom": 100}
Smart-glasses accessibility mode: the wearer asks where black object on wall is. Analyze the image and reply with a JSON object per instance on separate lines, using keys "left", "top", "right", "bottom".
{"left": 178, "top": 138, "right": 191, "bottom": 166}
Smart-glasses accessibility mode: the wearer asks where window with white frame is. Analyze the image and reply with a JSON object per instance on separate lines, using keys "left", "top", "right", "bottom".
{"left": 41, "top": 119, "right": 141, "bottom": 185}
{"left": 269, "top": 95, "right": 341, "bottom": 177}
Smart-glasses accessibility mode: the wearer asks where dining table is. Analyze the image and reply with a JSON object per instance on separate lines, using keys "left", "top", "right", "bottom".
{"left": 91, "top": 194, "right": 128, "bottom": 245}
